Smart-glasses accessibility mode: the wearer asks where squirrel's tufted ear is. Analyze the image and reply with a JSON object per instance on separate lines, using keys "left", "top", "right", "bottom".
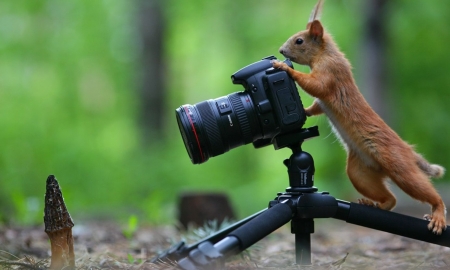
{"left": 309, "top": 20, "right": 323, "bottom": 41}
{"left": 306, "top": 0, "right": 324, "bottom": 28}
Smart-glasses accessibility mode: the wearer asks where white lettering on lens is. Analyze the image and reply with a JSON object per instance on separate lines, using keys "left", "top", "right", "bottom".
{"left": 227, "top": 115, "right": 233, "bottom": 126}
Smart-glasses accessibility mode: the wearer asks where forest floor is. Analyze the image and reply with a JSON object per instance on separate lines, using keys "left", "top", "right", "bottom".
{"left": 1, "top": 215, "right": 449, "bottom": 270}
{"left": 2, "top": 184, "right": 450, "bottom": 269}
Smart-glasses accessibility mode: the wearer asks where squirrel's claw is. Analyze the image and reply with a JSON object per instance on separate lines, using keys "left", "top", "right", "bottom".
{"left": 424, "top": 214, "right": 447, "bottom": 235}
{"left": 357, "top": 198, "right": 378, "bottom": 208}
{"left": 271, "top": 60, "right": 289, "bottom": 71}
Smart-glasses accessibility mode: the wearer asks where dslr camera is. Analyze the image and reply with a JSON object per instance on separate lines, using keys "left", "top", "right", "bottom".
{"left": 176, "top": 56, "right": 307, "bottom": 164}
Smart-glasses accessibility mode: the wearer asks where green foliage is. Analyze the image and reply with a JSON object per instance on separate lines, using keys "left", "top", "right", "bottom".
{"left": 123, "top": 215, "right": 139, "bottom": 240}
{"left": 126, "top": 253, "right": 142, "bottom": 265}
{"left": 0, "top": 0, "right": 448, "bottom": 225}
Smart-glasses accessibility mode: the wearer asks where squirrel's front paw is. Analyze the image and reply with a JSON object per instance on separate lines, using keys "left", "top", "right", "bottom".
{"left": 304, "top": 108, "right": 312, "bottom": 117}
{"left": 424, "top": 213, "right": 447, "bottom": 235}
{"left": 271, "top": 60, "right": 289, "bottom": 71}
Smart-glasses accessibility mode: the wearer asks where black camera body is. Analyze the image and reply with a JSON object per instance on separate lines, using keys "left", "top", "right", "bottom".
{"left": 176, "top": 56, "right": 307, "bottom": 164}
{"left": 231, "top": 56, "right": 306, "bottom": 148}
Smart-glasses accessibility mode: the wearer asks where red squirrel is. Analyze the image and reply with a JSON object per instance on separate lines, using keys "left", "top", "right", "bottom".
{"left": 272, "top": 0, "right": 447, "bottom": 234}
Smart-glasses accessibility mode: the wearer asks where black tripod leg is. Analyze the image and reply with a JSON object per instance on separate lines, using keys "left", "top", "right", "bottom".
{"left": 178, "top": 202, "right": 293, "bottom": 270}
{"left": 186, "top": 208, "right": 267, "bottom": 249}
{"left": 334, "top": 200, "right": 450, "bottom": 247}
{"left": 150, "top": 208, "right": 267, "bottom": 263}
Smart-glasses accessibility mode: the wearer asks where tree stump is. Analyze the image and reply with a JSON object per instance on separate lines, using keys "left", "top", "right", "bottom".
{"left": 44, "top": 175, "right": 75, "bottom": 270}
{"left": 178, "top": 192, "right": 235, "bottom": 229}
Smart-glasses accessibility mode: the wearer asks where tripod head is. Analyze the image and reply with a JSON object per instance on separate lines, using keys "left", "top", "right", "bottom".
{"left": 272, "top": 126, "right": 319, "bottom": 150}
{"left": 273, "top": 126, "right": 319, "bottom": 193}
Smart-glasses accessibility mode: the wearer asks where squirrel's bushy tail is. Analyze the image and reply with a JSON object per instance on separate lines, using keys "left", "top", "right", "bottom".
{"left": 415, "top": 153, "right": 445, "bottom": 178}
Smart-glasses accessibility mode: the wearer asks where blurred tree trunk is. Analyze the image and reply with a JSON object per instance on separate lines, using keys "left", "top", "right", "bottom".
{"left": 360, "top": 0, "right": 390, "bottom": 122}
{"left": 138, "top": 0, "right": 166, "bottom": 143}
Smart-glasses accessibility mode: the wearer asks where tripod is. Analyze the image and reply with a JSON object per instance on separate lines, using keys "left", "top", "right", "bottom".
{"left": 152, "top": 126, "right": 450, "bottom": 269}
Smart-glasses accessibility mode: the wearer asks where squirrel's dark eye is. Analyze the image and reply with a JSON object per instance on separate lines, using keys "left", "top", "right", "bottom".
{"left": 295, "top": 38, "right": 304, "bottom": 45}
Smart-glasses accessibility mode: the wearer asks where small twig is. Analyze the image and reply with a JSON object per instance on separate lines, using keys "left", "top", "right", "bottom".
{"left": 0, "top": 259, "right": 43, "bottom": 269}
{"left": 0, "top": 249, "right": 21, "bottom": 260}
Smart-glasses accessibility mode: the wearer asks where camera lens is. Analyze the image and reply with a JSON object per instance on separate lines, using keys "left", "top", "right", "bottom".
{"left": 175, "top": 92, "right": 260, "bottom": 164}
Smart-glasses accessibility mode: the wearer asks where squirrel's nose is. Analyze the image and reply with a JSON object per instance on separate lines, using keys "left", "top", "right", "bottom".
{"left": 279, "top": 48, "right": 284, "bottom": 55}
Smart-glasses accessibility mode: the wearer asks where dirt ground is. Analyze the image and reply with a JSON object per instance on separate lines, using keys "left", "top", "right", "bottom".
{"left": 1, "top": 216, "right": 449, "bottom": 269}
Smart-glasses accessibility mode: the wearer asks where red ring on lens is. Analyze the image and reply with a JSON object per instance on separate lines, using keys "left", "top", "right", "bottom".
{"left": 183, "top": 106, "right": 205, "bottom": 163}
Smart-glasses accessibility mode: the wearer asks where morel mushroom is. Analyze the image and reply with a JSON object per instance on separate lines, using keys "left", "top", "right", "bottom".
{"left": 44, "top": 175, "right": 75, "bottom": 269}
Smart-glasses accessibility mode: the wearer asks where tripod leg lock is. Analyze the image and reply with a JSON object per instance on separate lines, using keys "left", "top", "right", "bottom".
{"left": 178, "top": 241, "right": 225, "bottom": 270}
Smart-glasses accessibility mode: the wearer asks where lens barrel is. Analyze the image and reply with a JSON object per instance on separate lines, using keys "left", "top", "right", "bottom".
{"left": 175, "top": 92, "right": 259, "bottom": 164}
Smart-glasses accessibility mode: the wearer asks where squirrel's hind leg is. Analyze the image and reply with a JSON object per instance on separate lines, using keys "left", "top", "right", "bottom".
{"left": 346, "top": 151, "right": 396, "bottom": 211}
{"left": 389, "top": 168, "right": 447, "bottom": 235}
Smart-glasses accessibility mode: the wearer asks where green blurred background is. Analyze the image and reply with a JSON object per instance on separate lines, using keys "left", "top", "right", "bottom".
{"left": 1, "top": 0, "right": 449, "bottom": 225}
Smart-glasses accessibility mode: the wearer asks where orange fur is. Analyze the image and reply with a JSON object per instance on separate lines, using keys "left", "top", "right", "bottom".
{"left": 273, "top": 0, "right": 447, "bottom": 234}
